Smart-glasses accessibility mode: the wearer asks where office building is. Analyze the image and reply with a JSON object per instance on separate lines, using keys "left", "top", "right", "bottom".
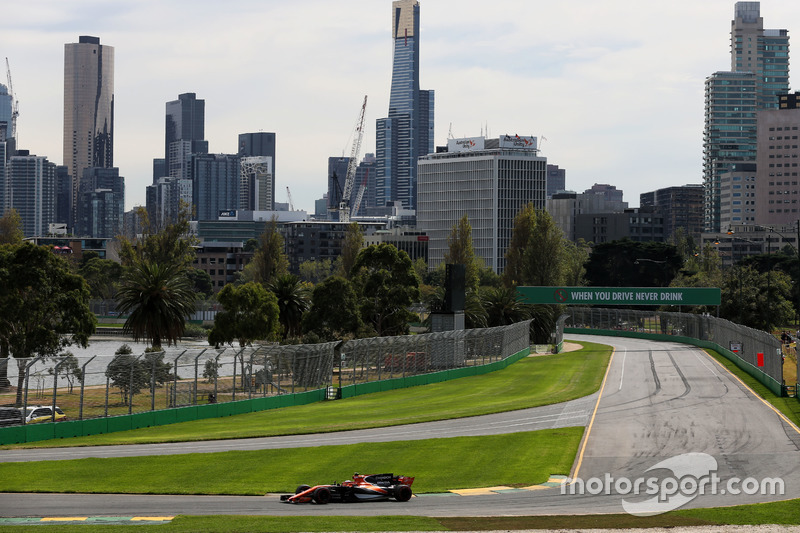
{"left": 417, "top": 135, "right": 546, "bottom": 273}
{"left": 165, "top": 93, "right": 208, "bottom": 179}
{"left": 238, "top": 132, "right": 276, "bottom": 207}
{"left": 76, "top": 167, "right": 124, "bottom": 238}
{"left": 64, "top": 36, "right": 114, "bottom": 229}
{"left": 574, "top": 207, "right": 666, "bottom": 244}
{"left": 754, "top": 92, "right": 800, "bottom": 226}
{"left": 547, "top": 192, "right": 627, "bottom": 243}
{"left": 546, "top": 164, "right": 566, "bottom": 199}
{"left": 640, "top": 185, "right": 705, "bottom": 240}
{"left": 703, "top": 3, "right": 790, "bottom": 232}
{"left": 283, "top": 220, "right": 386, "bottom": 274}
{"left": 375, "top": 0, "right": 434, "bottom": 211}
{"left": 151, "top": 176, "right": 192, "bottom": 225}
{"left": 7, "top": 152, "right": 57, "bottom": 237}
{"left": 191, "top": 153, "right": 240, "bottom": 221}
{"left": 584, "top": 183, "right": 624, "bottom": 204}
{"left": 240, "top": 156, "right": 273, "bottom": 212}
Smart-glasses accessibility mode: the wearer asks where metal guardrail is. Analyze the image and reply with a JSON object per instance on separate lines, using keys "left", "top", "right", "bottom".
{"left": 0, "top": 320, "right": 532, "bottom": 424}
{"left": 566, "top": 307, "right": 784, "bottom": 388}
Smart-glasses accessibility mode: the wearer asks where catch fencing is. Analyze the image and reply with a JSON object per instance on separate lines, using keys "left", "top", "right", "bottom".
{"left": 0, "top": 320, "right": 532, "bottom": 426}
{"left": 566, "top": 307, "right": 784, "bottom": 394}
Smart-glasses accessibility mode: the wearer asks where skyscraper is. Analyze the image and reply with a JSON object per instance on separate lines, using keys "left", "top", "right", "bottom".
{"left": 703, "top": 3, "right": 789, "bottom": 232}
{"left": 375, "top": 0, "right": 434, "bottom": 212}
{"left": 165, "top": 93, "right": 208, "bottom": 179}
{"left": 64, "top": 36, "right": 114, "bottom": 230}
{"left": 239, "top": 132, "right": 276, "bottom": 210}
{"left": 7, "top": 152, "right": 57, "bottom": 237}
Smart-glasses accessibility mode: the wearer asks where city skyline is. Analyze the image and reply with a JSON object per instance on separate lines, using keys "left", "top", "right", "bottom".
{"left": 3, "top": 0, "right": 800, "bottom": 214}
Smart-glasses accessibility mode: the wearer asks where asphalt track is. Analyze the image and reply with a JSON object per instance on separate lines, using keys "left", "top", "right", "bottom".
{"left": 1, "top": 335, "right": 799, "bottom": 518}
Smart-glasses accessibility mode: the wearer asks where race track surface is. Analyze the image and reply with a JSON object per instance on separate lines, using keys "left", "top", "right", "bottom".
{"left": 1, "top": 335, "right": 799, "bottom": 518}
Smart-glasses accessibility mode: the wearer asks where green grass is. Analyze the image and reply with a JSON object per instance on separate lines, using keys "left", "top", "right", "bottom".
{"left": 0, "top": 428, "right": 583, "bottom": 494}
{"left": 705, "top": 348, "right": 800, "bottom": 428}
{"left": 1, "top": 498, "right": 799, "bottom": 532}
{"left": 7, "top": 342, "right": 611, "bottom": 448}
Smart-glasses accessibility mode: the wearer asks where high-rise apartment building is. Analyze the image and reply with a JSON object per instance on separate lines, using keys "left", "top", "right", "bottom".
{"left": 375, "top": 0, "right": 434, "bottom": 212}
{"left": 640, "top": 184, "right": 705, "bottom": 240}
{"left": 64, "top": 36, "right": 114, "bottom": 230}
{"left": 0, "top": 83, "right": 12, "bottom": 146}
{"left": 417, "top": 135, "right": 546, "bottom": 273}
{"left": 754, "top": 92, "right": 800, "bottom": 226}
{"left": 165, "top": 93, "right": 208, "bottom": 179}
{"left": 7, "top": 152, "right": 57, "bottom": 237}
{"left": 703, "top": 3, "right": 790, "bottom": 232}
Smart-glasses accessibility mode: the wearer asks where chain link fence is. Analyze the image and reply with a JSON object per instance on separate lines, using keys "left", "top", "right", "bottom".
{"left": 566, "top": 307, "right": 783, "bottom": 388}
{"left": 0, "top": 320, "right": 532, "bottom": 423}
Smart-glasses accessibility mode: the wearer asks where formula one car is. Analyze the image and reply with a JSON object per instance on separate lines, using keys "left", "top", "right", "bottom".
{"left": 280, "top": 473, "right": 414, "bottom": 504}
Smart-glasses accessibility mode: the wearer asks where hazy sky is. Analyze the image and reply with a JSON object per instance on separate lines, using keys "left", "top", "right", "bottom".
{"left": 2, "top": 1, "right": 799, "bottom": 213}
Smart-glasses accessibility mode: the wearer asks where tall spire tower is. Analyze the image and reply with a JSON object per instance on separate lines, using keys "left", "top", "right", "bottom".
{"left": 375, "top": 0, "right": 434, "bottom": 212}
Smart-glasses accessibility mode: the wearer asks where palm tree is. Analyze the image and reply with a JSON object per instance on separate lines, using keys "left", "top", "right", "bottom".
{"left": 267, "top": 274, "right": 310, "bottom": 339}
{"left": 482, "top": 286, "right": 530, "bottom": 327}
{"left": 115, "top": 261, "right": 198, "bottom": 349}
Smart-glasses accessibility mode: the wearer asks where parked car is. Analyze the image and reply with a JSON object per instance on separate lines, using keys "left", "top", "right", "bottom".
{"left": 0, "top": 407, "right": 23, "bottom": 427}
{"left": 23, "top": 406, "right": 67, "bottom": 424}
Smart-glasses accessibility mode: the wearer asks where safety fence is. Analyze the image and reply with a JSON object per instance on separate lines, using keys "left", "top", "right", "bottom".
{"left": 0, "top": 320, "right": 532, "bottom": 444}
{"left": 565, "top": 307, "right": 785, "bottom": 395}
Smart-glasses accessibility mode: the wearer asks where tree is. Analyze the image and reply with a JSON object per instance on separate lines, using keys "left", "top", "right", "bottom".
{"left": 298, "top": 258, "right": 333, "bottom": 284}
{"left": 562, "top": 239, "right": 591, "bottom": 287}
{"left": 0, "top": 244, "right": 96, "bottom": 403}
{"left": 48, "top": 352, "right": 83, "bottom": 394}
{"left": 444, "top": 214, "right": 482, "bottom": 291}
{"left": 79, "top": 257, "right": 123, "bottom": 300}
{"left": 503, "top": 204, "right": 566, "bottom": 288}
{"left": 187, "top": 268, "right": 214, "bottom": 298}
{"left": 241, "top": 217, "right": 288, "bottom": 285}
{"left": 720, "top": 265, "right": 794, "bottom": 332}
{"left": 482, "top": 286, "right": 530, "bottom": 327}
{"left": 115, "top": 261, "right": 198, "bottom": 350}
{"left": 0, "top": 209, "right": 24, "bottom": 245}
{"left": 105, "top": 353, "right": 148, "bottom": 404}
{"left": 351, "top": 244, "right": 419, "bottom": 336}
{"left": 117, "top": 204, "right": 197, "bottom": 269}
{"left": 584, "top": 239, "right": 683, "bottom": 288}
{"left": 208, "top": 282, "right": 280, "bottom": 347}
{"left": 267, "top": 274, "right": 310, "bottom": 340}
{"left": 337, "top": 222, "right": 364, "bottom": 279}
{"left": 303, "top": 276, "right": 365, "bottom": 340}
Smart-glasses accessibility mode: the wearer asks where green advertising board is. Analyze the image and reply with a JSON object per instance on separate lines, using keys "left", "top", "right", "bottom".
{"left": 517, "top": 286, "right": 721, "bottom": 306}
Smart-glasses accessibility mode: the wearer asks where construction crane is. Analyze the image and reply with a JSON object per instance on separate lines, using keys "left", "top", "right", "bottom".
{"left": 286, "top": 186, "right": 294, "bottom": 211}
{"left": 5, "top": 58, "right": 19, "bottom": 141}
{"left": 338, "top": 95, "right": 368, "bottom": 223}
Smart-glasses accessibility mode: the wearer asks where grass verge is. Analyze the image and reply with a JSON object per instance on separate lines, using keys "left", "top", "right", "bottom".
{"left": 0, "top": 428, "right": 583, "bottom": 494}
{"left": 1, "top": 498, "right": 799, "bottom": 533}
{"left": 6, "top": 342, "right": 610, "bottom": 448}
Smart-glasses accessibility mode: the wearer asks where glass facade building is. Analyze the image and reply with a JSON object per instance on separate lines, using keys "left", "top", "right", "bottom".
{"left": 77, "top": 167, "right": 124, "bottom": 238}
{"left": 165, "top": 93, "right": 208, "bottom": 180}
{"left": 63, "top": 36, "right": 114, "bottom": 230}
{"left": 191, "top": 153, "right": 240, "bottom": 221}
{"left": 7, "top": 154, "right": 57, "bottom": 237}
{"left": 375, "top": 0, "right": 434, "bottom": 212}
{"left": 703, "top": 3, "right": 790, "bottom": 232}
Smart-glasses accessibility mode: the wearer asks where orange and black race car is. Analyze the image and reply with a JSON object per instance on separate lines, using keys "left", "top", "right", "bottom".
{"left": 280, "top": 473, "right": 414, "bottom": 504}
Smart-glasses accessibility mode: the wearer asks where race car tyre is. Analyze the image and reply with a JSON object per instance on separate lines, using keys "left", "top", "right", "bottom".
{"left": 313, "top": 487, "right": 332, "bottom": 504}
{"left": 295, "top": 485, "right": 311, "bottom": 494}
{"left": 394, "top": 484, "right": 412, "bottom": 502}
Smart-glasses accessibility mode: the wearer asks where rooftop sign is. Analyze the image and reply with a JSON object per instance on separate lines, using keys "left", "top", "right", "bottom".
{"left": 517, "top": 287, "right": 721, "bottom": 306}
